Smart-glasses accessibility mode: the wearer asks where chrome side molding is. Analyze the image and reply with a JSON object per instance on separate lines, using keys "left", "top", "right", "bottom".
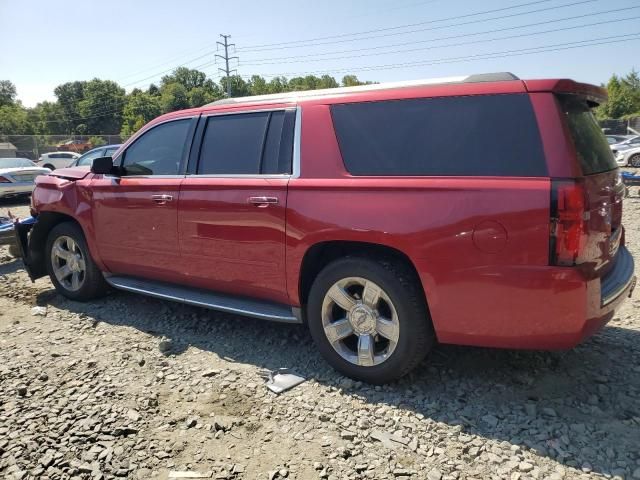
{"left": 105, "top": 275, "right": 301, "bottom": 323}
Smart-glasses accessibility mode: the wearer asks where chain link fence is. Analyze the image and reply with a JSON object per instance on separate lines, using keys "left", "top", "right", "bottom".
{"left": 0, "top": 135, "right": 130, "bottom": 160}
{"left": 599, "top": 118, "right": 640, "bottom": 136}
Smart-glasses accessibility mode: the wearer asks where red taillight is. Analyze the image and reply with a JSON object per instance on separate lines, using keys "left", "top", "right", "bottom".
{"left": 0, "top": 176, "right": 10, "bottom": 183}
{"left": 550, "top": 180, "right": 587, "bottom": 266}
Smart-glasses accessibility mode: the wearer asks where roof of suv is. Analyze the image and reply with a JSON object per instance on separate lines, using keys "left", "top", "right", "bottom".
{"left": 140, "top": 72, "right": 607, "bottom": 131}
{"left": 203, "top": 72, "right": 607, "bottom": 109}
{"left": 207, "top": 72, "right": 521, "bottom": 106}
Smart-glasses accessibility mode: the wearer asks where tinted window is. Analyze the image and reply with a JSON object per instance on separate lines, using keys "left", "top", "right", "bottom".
{"left": 197, "top": 111, "right": 294, "bottom": 175}
{"left": 122, "top": 119, "right": 191, "bottom": 176}
{"left": 49, "top": 153, "right": 61, "bottom": 159}
{"left": 199, "top": 112, "right": 269, "bottom": 175}
{"left": 559, "top": 95, "right": 617, "bottom": 175}
{"left": 60, "top": 153, "right": 73, "bottom": 159}
{"left": 331, "top": 94, "right": 547, "bottom": 176}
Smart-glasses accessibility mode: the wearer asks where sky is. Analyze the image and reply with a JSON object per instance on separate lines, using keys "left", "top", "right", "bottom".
{"left": 1, "top": 0, "right": 639, "bottom": 107}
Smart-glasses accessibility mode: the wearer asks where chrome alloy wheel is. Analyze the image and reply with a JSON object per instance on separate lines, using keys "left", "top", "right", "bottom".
{"left": 51, "top": 235, "right": 86, "bottom": 291}
{"left": 321, "top": 277, "right": 400, "bottom": 367}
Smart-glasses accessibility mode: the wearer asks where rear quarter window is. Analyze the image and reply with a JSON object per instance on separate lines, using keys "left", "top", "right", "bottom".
{"left": 330, "top": 94, "right": 547, "bottom": 177}
{"left": 558, "top": 95, "right": 617, "bottom": 175}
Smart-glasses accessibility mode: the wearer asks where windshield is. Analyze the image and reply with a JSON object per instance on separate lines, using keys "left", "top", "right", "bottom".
{"left": 559, "top": 95, "right": 618, "bottom": 175}
{"left": 0, "top": 158, "right": 36, "bottom": 169}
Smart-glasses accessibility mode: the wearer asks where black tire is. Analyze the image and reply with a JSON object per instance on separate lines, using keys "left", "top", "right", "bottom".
{"left": 45, "top": 222, "right": 108, "bottom": 301}
{"left": 43, "top": 164, "right": 55, "bottom": 170}
{"left": 307, "top": 256, "right": 435, "bottom": 384}
{"left": 630, "top": 154, "right": 640, "bottom": 168}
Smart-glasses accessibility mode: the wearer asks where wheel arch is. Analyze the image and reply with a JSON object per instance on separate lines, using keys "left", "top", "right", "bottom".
{"left": 298, "top": 240, "right": 428, "bottom": 311}
{"left": 27, "top": 212, "right": 89, "bottom": 279}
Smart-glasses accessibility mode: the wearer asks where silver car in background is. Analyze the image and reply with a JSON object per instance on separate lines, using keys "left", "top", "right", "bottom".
{"left": 0, "top": 158, "right": 51, "bottom": 198}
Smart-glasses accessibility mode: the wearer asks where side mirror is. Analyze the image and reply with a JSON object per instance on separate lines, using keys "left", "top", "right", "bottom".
{"left": 91, "top": 156, "right": 116, "bottom": 175}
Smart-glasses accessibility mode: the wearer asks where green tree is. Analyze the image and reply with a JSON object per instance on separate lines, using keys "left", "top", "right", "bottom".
{"left": 161, "top": 67, "right": 208, "bottom": 91}
{"left": 220, "top": 75, "right": 251, "bottom": 97}
{"left": 248, "top": 75, "right": 270, "bottom": 95}
{"left": 89, "top": 135, "right": 107, "bottom": 147}
{"left": 121, "top": 91, "right": 161, "bottom": 136}
{"left": 148, "top": 84, "right": 160, "bottom": 96}
{"left": 342, "top": 75, "right": 374, "bottom": 87}
{"left": 78, "top": 79, "right": 126, "bottom": 134}
{"left": 54, "top": 81, "right": 86, "bottom": 132}
{"left": 160, "top": 82, "right": 189, "bottom": 113}
{"left": 597, "top": 70, "right": 640, "bottom": 119}
{"left": 0, "top": 104, "right": 31, "bottom": 134}
{"left": 0, "top": 80, "right": 17, "bottom": 107}
{"left": 268, "top": 77, "right": 290, "bottom": 94}
{"left": 30, "top": 101, "right": 65, "bottom": 135}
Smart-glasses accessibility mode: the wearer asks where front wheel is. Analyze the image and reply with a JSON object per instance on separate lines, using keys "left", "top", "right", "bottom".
{"left": 630, "top": 154, "right": 640, "bottom": 168}
{"left": 46, "top": 222, "right": 108, "bottom": 301}
{"left": 307, "top": 256, "right": 435, "bottom": 384}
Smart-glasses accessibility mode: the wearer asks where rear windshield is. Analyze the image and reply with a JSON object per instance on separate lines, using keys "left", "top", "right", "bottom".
{"left": 330, "top": 94, "right": 547, "bottom": 177}
{"left": 559, "top": 95, "right": 617, "bottom": 175}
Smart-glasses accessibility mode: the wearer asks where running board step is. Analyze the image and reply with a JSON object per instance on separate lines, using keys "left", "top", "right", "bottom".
{"left": 105, "top": 275, "right": 300, "bottom": 323}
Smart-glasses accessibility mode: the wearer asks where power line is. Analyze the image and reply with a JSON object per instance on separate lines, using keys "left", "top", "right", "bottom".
{"left": 117, "top": 0, "right": 598, "bottom": 89}
{"left": 241, "top": 11, "right": 640, "bottom": 67}
{"left": 210, "top": 32, "right": 640, "bottom": 80}
{"left": 216, "top": 34, "right": 239, "bottom": 97}
{"left": 239, "top": 5, "right": 639, "bottom": 65}
{"left": 236, "top": 0, "right": 594, "bottom": 52}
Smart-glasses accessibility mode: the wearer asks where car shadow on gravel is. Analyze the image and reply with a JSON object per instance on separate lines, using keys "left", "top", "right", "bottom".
{"left": 0, "top": 258, "right": 23, "bottom": 275}
{"left": 41, "top": 289, "right": 640, "bottom": 477}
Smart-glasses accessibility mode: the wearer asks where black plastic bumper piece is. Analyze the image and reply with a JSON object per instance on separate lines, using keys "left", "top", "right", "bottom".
{"left": 14, "top": 216, "right": 38, "bottom": 281}
{"left": 601, "top": 245, "right": 636, "bottom": 306}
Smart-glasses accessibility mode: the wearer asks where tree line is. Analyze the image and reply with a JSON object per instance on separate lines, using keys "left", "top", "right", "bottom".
{"left": 595, "top": 70, "right": 640, "bottom": 120}
{"left": 0, "top": 69, "right": 372, "bottom": 138}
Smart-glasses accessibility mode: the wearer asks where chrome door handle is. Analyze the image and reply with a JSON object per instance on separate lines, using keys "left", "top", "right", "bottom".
{"left": 248, "top": 196, "right": 279, "bottom": 207}
{"left": 152, "top": 194, "right": 173, "bottom": 204}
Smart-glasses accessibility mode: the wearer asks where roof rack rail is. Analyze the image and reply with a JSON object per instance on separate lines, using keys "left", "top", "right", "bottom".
{"left": 207, "top": 72, "right": 519, "bottom": 106}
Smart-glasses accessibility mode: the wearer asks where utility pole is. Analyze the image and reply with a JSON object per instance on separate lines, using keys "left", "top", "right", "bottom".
{"left": 216, "top": 34, "right": 238, "bottom": 97}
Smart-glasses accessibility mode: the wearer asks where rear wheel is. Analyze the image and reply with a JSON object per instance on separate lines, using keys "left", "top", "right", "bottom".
{"left": 307, "top": 256, "right": 435, "bottom": 384}
{"left": 630, "top": 154, "right": 640, "bottom": 168}
{"left": 46, "top": 222, "right": 108, "bottom": 301}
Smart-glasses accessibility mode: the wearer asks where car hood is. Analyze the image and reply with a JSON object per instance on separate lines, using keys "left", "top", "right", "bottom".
{"left": 0, "top": 166, "right": 51, "bottom": 175}
{"left": 49, "top": 166, "right": 92, "bottom": 180}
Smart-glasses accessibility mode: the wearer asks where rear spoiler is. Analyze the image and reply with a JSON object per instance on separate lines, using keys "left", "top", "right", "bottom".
{"left": 524, "top": 79, "right": 608, "bottom": 106}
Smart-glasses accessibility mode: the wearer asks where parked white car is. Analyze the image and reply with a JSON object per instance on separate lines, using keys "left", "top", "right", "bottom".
{"left": 0, "top": 158, "right": 51, "bottom": 198}
{"left": 610, "top": 135, "right": 640, "bottom": 152}
{"left": 36, "top": 151, "right": 80, "bottom": 170}
{"left": 614, "top": 145, "right": 640, "bottom": 167}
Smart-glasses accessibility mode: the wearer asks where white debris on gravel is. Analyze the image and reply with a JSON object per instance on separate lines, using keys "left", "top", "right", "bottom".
{"left": 1, "top": 193, "right": 640, "bottom": 479}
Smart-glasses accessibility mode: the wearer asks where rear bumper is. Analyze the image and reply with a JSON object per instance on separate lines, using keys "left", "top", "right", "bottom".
{"left": 422, "top": 246, "right": 635, "bottom": 350}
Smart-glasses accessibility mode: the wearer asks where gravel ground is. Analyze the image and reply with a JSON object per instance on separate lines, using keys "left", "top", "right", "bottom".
{"left": 0, "top": 190, "right": 639, "bottom": 480}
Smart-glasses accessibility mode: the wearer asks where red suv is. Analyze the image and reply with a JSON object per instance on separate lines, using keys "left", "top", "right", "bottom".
{"left": 15, "top": 72, "right": 636, "bottom": 383}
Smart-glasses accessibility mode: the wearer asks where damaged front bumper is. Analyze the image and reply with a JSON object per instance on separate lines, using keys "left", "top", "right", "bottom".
{"left": 10, "top": 216, "right": 38, "bottom": 280}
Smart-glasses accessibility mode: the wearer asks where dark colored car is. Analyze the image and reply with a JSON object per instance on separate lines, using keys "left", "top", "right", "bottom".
{"left": 13, "top": 72, "right": 635, "bottom": 383}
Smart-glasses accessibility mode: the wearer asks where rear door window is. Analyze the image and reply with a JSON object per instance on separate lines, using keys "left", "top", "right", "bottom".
{"left": 558, "top": 95, "right": 617, "bottom": 175}
{"left": 197, "top": 110, "right": 294, "bottom": 175}
{"left": 330, "top": 94, "right": 547, "bottom": 177}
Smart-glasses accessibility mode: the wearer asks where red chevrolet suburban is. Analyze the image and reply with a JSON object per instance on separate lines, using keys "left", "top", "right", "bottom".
{"left": 15, "top": 72, "right": 636, "bottom": 383}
